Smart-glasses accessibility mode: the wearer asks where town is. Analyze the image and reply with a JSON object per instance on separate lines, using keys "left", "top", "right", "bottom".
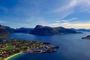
{"left": 0, "top": 39, "right": 59, "bottom": 60}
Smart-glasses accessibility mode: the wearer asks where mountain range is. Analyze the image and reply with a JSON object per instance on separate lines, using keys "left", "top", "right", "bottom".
{"left": 77, "top": 29, "right": 90, "bottom": 32}
{"left": 30, "top": 25, "right": 79, "bottom": 35}
{"left": 0, "top": 24, "right": 81, "bottom": 36}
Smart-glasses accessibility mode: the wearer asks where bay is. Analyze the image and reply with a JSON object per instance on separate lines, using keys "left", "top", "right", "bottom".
{"left": 9, "top": 32, "right": 90, "bottom": 60}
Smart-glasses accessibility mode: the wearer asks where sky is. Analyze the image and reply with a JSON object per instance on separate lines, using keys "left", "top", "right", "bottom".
{"left": 0, "top": 0, "right": 90, "bottom": 29}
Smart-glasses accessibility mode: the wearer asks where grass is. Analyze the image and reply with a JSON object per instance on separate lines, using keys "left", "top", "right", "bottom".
{"left": 5, "top": 44, "right": 14, "bottom": 50}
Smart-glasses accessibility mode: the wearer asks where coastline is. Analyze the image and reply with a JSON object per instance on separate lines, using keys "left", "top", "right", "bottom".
{"left": 4, "top": 52, "right": 22, "bottom": 60}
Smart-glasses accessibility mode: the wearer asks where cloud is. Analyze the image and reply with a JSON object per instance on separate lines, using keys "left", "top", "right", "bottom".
{"left": 0, "top": 0, "right": 90, "bottom": 29}
{"left": 51, "top": 0, "right": 77, "bottom": 19}
{"left": 48, "top": 19, "right": 90, "bottom": 29}
{"left": 78, "top": 0, "right": 90, "bottom": 13}
{"left": 49, "top": 22, "right": 90, "bottom": 29}
{"left": 16, "top": 17, "right": 50, "bottom": 28}
{"left": 63, "top": 23, "right": 90, "bottom": 29}
{"left": 51, "top": 0, "right": 90, "bottom": 19}
{"left": 0, "top": 20, "right": 7, "bottom": 24}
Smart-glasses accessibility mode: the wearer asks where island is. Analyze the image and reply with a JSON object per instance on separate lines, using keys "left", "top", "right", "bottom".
{"left": 82, "top": 35, "right": 90, "bottom": 39}
{"left": 0, "top": 39, "right": 59, "bottom": 60}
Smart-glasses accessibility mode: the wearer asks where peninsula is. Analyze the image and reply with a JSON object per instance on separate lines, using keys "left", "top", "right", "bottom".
{"left": 0, "top": 39, "right": 59, "bottom": 60}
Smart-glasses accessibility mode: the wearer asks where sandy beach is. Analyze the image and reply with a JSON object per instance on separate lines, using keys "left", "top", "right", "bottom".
{"left": 4, "top": 52, "right": 22, "bottom": 60}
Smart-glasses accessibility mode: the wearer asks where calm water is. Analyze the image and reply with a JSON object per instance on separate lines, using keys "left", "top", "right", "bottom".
{"left": 9, "top": 32, "right": 90, "bottom": 60}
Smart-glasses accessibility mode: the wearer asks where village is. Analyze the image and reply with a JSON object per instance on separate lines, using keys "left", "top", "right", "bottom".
{"left": 0, "top": 39, "right": 59, "bottom": 60}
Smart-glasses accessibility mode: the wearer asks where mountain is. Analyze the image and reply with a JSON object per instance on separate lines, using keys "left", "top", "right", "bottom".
{"left": 30, "top": 25, "right": 79, "bottom": 35}
{"left": 0, "top": 24, "right": 15, "bottom": 33}
{"left": 0, "top": 25, "right": 33, "bottom": 34}
{"left": 15, "top": 28, "right": 33, "bottom": 33}
{"left": 77, "top": 29, "right": 90, "bottom": 32}
{"left": 0, "top": 25, "right": 10, "bottom": 38}
{"left": 0, "top": 24, "right": 80, "bottom": 36}
{"left": 56, "top": 27, "right": 78, "bottom": 33}
{"left": 0, "top": 25, "right": 8, "bottom": 34}
{"left": 30, "top": 25, "right": 58, "bottom": 35}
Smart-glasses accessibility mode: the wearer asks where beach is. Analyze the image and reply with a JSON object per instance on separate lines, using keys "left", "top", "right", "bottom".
{"left": 5, "top": 52, "right": 22, "bottom": 60}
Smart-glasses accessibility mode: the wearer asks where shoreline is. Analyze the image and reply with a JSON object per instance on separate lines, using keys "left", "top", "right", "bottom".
{"left": 4, "top": 52, "right": 22, "bottom": 60}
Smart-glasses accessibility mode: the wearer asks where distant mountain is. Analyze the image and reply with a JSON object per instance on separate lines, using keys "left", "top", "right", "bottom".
{"left": 55, "top": 27, "right": 78, "bottom": 34}
{"left": 0, "top": 25, "right": 14, "bottom": 33}
{"left": 30, "top": 25, "right": 79, "bottom": 35}
{"left": 0, "top": 25, "right": 8, "bottom": 34}
{"left": 30, "top": 25, "right": 58, "bottom": 35}
{"left": 15, "top": 28, "right": 33, "bottom": 33}
{"left": 0, "top": 25, "right": 10, "bottom": 38}
{"left": 0, "top": 24, "right": 80, "bottom": 36}
{"left": 77, "top": 29, "right": 90, "bottom": 32}
{"left": 0, "top": 25, "right": 33, "bottom": 34}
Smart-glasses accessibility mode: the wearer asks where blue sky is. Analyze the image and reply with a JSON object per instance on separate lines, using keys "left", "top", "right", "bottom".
{"left": 0, "top": 0, "right": 90, "bottom": 29}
